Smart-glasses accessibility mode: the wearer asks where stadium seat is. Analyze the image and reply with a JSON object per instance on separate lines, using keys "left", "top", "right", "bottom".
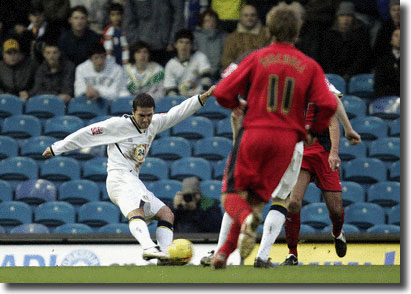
{"left": 156, "top": 127, "right": 170, "bottom": 138}
{"left": 0, "top": 179, "right": 13, "bottom": 202}
{"left": 110, "top": 96, "right": 133, "bottom": 115}
{"left": 10, "top": 223, "right": 50, "bottom": 234}
{"left": 0, "top": 156, "right": 38, "bottom": 181}
{"left": 345, "top": 202, "right": 385, "bottom": 230}
{"left": 338, "top": 138, "right": 367, "bottom": 161}
{"left": 54, "top": 223, "right": 93, "bottom": 234}
{"left": 150, "top": 137, "right": 191, "bottom": 161}
{"left": 98, "top": 223, "right": 130, "bottom": 234}
{"left": 0, "top": 225, "right": 5, "bottom": 233}
{"left": 341, "top": 95, "right": 367, "bottom": 119}
{"left": 322, "top": 223, "right": 361, "bottom": 233}
{"left": 300, "top": 203, "right": 331, "bottom": 229}
{"left": 215, "top": 117, "right": 233, "bottom": 139}
{"left": 369, "top": 137, "right": 400, "bottom": 161}
{"left": 368, "top": 96, "right": 400, "bottom": 119}
{"left": 40, "top": 157, "right": 81, "bottom": 181}
{"left": 155, "top": 96, "right": 185, "bottom": 113}
{"left": 390, "top": 118, "right": 400, "bottom": 137}
{"left": 82, "top": 157, "right": 108, "bottom": 181}
{"left": 67, "top": 96, "right": 109, "bottom": 119}
{"left": 78, "top": 201, "right": 121, "bottom": 227}
{"left": 326, "top": 74, "right": 346, "bottom": 94}
{"left": 20, "top": 136, "right": 57, "bottom": 160}
{"left": 341, "top": 181, "right": 365, "bottom": 207}
{"left": 343, "top": 158, "right": 386, "bottom": 183}
{"left": 34, "top": 201, "right": 76, "bottom": 226}
{"left": 300, "top": 224, "right": 317, "bottom": 233}
{"left": 15, "top": 179, "right": 57, "bottom": 205}
{"left": 367, "top": 181, "right": 400, "bottom": 208}
{"left": 350, "top": 116, "right": 388, "bottom": 140}
{"left": 0, "top": 94, "right": 23, "bottom": 118}
{"left": 1, "top": 115, "right": 42, "bottom": 139}
{"left": 0, "top": 201, "right": 32, "bottom": 228}
{"left": 44, "top": 115, "right": 84, "bottom": 139}
{"left": 150, "top": 179, "right": 182, "bottom": 199}
{"left": 303, "top": 183, "right": 322, "bottom": 205}
{"left": 0, "top": 136, "right": 18, "bottom": 159}
{"left": 195, "top": 97, "right": 231, "bottom": 120}
{"left": 59, "top": 179, "right": 100, "bottom": 205}
{"left": 387, "top": 204, "right": 400, "bottom": 226}
{"left": 139, "top": 157, "right": 168, "bottom": 181}
{"left": 88, "top": 115, "right": 113, "bottom": 125}
{"left": 200, "top": 180, "right": 222, "bottom": 201}
{"left": 24, "top": 95, "right": 65, "bottom": 119}
{"left": 148, "top": 220, "right": 158, "bottom": 234}
{"left": 193, "top": 137, "right": 232, "bottom": 161}
{"left": 389, "top": 161, "right": 400, "bottom": 182}
{"left": 366, "top": 224, "right": 400, "bottom": 233}
{"left": 170, "top": 157, "right": 211, "bottom": 181}
{"left": 348, "top": 73, "right": 375, "bottom": 98}
{"left": 172, "top": 116, "right": 214, "bottom": 140}
{"left": 213, "top": 158, "right": 228, "bottom": 180}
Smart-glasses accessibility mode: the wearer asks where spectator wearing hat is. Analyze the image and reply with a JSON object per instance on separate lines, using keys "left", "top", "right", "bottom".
{"left": 172, "top": 177, "right": 223, "bottom": 233}
{"left": 0, "top": 39, "right": 37, "bottom": 101}
{"left": 319, "top": 1, "right": 372, "bottom": 80}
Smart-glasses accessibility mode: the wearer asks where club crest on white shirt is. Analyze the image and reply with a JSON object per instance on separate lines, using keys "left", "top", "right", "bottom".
{"left": 134, "top": 144, "right": 147, "bottom": 163}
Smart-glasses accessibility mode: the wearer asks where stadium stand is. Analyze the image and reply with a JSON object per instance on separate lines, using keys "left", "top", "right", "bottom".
{"left": 40, "top": 157, "right": 81, "bottom": 181}
{"left": 212, "top": 158, "right": 227, "bottom": 180}
{"left": 15, "top": 179, "right": 57, "bottom": 205}
{"left": 82, "top": 157, "right": 108, "bottom": 181}
{"left": 44, "top": 115, "right": 84, "bottom": 139}
{"left": 368, "top": 137, "right": 400, "bottom": 162}
{"left": 300, "top": 203, "right": 331, "bottom": 230}
{"left": 348, "top": 73, "right": 375, "bottom": 98}
{"left": 350, "top": 116, "right": 388, "bottom": 141}
{"left": 150, "top": 179, "right": 182, "bottom": 200}
{"left": 109, "top": 96, "right": 134, "bottom": 116}
{"left": 368, "top": 96, "right": 400, "bottom": 119}
{"left": 0, "top": 180, "right": 13, "bottom": 202}
{"left": 0, "top": 156, "right": 38, "bottom": 181}
{"left": 170, "top": 157, "right": 212, "bottom": 181}
{"left": 341, "top": 95, "right": 367, "bottom": 119}
{"left": 389, "top": 161, "right": 400, "bottom": 182}
{"left": 171, "top": 116, "right": 214, "bottom": 140}
{"left": 54, "top": 223, "right": 94, "bottom": 234}
{"left": 339, "top": 137, "right": 367, "bottom": 161}
{"left": 10, "top": 223, "right": 50, "bottom": 234}
{"left": 200, "top": 180, "right": 222, "bottom": 201}
{"left": 215, "top": 117, "right": 233, "bottom": 139}
{"left": 325, "top": 74, "right": 346, "bottom": 94}
{"left": 24, "top": 95, "right": 65, "bottom": 119}
{"left": 139, "top": 157, "right": 168, "bottom": 181}
{"left": 77, "top": 201, "right": 121, "bottom": 227}
{"left": 0, "top": 225, "right": 5, "bottom": 233}
{"left": 34, "top": 201, "right": 76, "bottom": 227}
{"left": 387, "top": 204, "right": 400, "bottom": 226}
{"left": 0, "top": 94, "right": 23, "bottom": 118}
{"left": 343, "top": 158, "right": 387, "bottom": 183}
{"left": 98, "top": 223, "right": 130, "bottom": 234}
{"left": 341, "top": 181, "right": 365, "bottom": 207}
{"left": 303, "top": 183, "right": 322, "bottom": 205}
{"left": 1, "top": 115, "right": 42, "bottom": 139}
{"left": 67, "top": 96, "right": 109, "bottom": 119}
{"left": 20, "top": 136, "right": 58, "bottom": 160}
{"left": 0, "top": 201, "right": 32, "bottom": 231}
{"left": 367, "top": 181, "right": 400, "bottom": 210}
{"left": 195, "top": 97, "right": 231, "bottom": 120}
{"left": 193, "top": 137, "right": 232, "bottom": 161}
{"left": 390, "top": 118, "right": 400, "bottom": 137}
{"left": 59, "top": 180, "right": 101, "bottom": 205}
{"left": 366, "top": 224, "right": 400, "bottom": 233}
{"left": 322, "top": 223, "right": 361, "bottom": 233}
{"left": 0, "top": 136, "right": 18, "bottom": 159}
{"left": 345, "top": 202, "right": 386, "bottom": 230}
{"left": 155, "top": 96, "right": 185, "bottom": 113}
{"left": 150, "top": 137, "right": 191, "bottom": 161}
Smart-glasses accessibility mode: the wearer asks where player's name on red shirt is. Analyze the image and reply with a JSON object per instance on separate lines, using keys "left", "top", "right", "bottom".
{"left": 259, "top": 53, "right": 306, "bottom": 74}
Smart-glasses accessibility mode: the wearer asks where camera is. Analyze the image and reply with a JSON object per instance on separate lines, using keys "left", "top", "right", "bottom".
{"left": 183, "top": 193, "right": 195, "bottom": 202}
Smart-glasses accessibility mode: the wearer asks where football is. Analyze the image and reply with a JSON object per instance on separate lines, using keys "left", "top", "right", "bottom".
{"left": 167, "top": 239, "right": 193, "bottom": 265}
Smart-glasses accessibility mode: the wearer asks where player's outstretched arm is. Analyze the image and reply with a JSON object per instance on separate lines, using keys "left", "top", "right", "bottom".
{"left": 199, "top": 85, "right": 216, "bottom": 105}
{"left": 335, "top": 98, "right": 361, "bottom": 145}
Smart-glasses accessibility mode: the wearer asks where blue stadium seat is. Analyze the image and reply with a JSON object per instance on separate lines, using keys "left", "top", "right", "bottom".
{"left": 82, "top": 156, "right": 107, "bottom": 181}
{"left": 390, "top": 118, "right": 400, "bottom": 137}
{"left": 343, "top": 158, "right": 386, "bottom": 183}
{"left": 59, "top": 179, "right": 100, "bottom": 205}
{"left": 10, "top": 223, "right": 50, "bottom": 234}
{"left": 322, "top": 223, "right": 361, "bottom": 233}
{"left": 155, "top": 96, "right": 185, "bottom": 113}
{"left": 366, "top": 224, "right": 400, "bottom": 233}
{"left": 0, "top": 136, "right": 18, "bottom": 159}
{"left": 300, "top": 224, "right": 317, "bottom": 233}
{"left": 1, "top": 115, "right": 42, "bottom": 139}
{"left": 44, "top": 115, "right": 84, "bottom": 139}
{"left": 338, "top": 138, "right": 366, "bottom": 161}
{"left": 350, "top": 116, "right": 388, "bottom": 140}
{"left": 0, "top": 201, "right": 32, "bottom": 229}
{"left": 0, "top": 225, "right": 5, "bottom": 233}
{"left": 156, "top": 127, "right": 170, "bottom": 138}
{"left": 0, "top": 179, "right": 13, "bottom": 202}
{"left": 200, "top": 180, "right": 222, "bottom": 201}
{"left": 326, "top": 74, "right": 346, "bottom": 94}
{"left": 172, "top": 116, "right": 214, "bottom": 140}
{"left": 369, "top": 137, "right": 400, "bottom": 161}
{"left": 20, "top": 136, "right": 57, "bottom": 160}
{"left": 54, "top": 223, "right": 93, "bottom": 234}
{"left": 88, "top": 115, "right": 113, "bottom": 125}
{"left": 389, "top": 161, "right": 400, "bottom": 182}
{"left": 34, "top": 201, "right": 76, "bottom": 226}
{"left": 341, "top": 95, "right": 367, "bottom": 119}
{"left": 98, "top": 223, "right": 130, "bottom": 234}
{"left": 78, "top": 201, "right": 120, "bottom": 227}
{"left": 193, "top": 137, "right": 232, "bottom": 161}
{"left": 303, "top": 183, "right": 322, "bottom": 205}
{"left": 67, "top": 96, "right": 109, "bottom": 119}
{"left": 139, "top": 157, "right": 168, "bottom": 181}
{"left": 341, "top": 181, "right": 365, "bottom": 207}
{"left": 300, "top": 203, "right": 331, "bottom": 229}
{"left": 345, "top": 202, "right": 385, "bottom": 230}
{"left": 387, "top": 204, "right": 400, "bottom": 226}
{"left": 15, "top": 179, "right": 57, "bottom": 205}
{"left": 0, "top": 156, "right": 38, "bottom": 181}
{"left": 367, "top": 181, "right": 400, "bottom": 208}
{"left": 0, "top": 94, "right": 23, "bottom": 118}
{"left": 40, "top": 157, "right": 81, "bottom": 181}
{"left": 215, "top": 117, "right": 233, "bottom": 139}
{"left": 150, "top": 179, "right": 182, "bottom": 199}
{"left": 348, "top": 73, "right": 375, "bottom": 97}
{"left": 368, "top": 96, "right": 400, "bottom": 119}
{"left": 110, "top": 96, "right": 133, "bottom": 115}
{"left": 24, "top": 95, "right": 65, "bottom": 119}
{"left": 213, "top": 158, "right": 228, "bottom": 180}
{"left": 148, "top": 220, "right": 158, "bottom": 234}
{"left": 150, "top": 137, "right": 191, "bottom": 161}
{"left": 170, "top": 157, "right": 211, "bottom": 181}
{"left": 195, "top": 97, "right": 231, "bottom": 120}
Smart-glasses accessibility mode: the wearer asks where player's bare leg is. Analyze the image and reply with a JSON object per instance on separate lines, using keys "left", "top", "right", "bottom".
{"left": 323, "top": 191, "right": 346, "bottom": 257}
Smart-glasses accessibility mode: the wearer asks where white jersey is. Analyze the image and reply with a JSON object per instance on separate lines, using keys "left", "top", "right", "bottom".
{"left": 51, "top": 94, "right": 204, "bottom": 175}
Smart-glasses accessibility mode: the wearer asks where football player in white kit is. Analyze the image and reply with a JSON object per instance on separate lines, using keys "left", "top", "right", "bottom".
{"left": 42, "top": 86, "right": 216, "bottom": 262}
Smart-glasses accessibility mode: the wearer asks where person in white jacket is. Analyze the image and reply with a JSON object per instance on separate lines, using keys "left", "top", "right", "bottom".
{"left": 42, "top": 85, "right": 216, "bottom": 262}
{"left": 74, "top": 42, "right": 129, "bottom": 101}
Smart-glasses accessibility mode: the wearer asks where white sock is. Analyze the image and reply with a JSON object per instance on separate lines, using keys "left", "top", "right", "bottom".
{"left": 129, "top": 219, "right": 157, "bottom": 250}
{"left": 156, "top": 226, "right": 173, "bottom": 252}
{"left": 215, "top": 212, "right": 232, "bottom": 252}
{"left": 256, "top": 209, "right": 286, "bottom": 261}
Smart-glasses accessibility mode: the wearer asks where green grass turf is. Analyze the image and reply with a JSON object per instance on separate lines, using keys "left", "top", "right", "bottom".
{"left": 0, "top": 265, "right": 400, "bottom": 283}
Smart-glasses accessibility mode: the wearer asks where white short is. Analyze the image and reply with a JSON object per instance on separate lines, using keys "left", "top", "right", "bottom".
{"left": 106, "top": 169, "right": 165, "bottom": 220}
{"left": 271, "top": 141, "right": 304, "bottom": 200}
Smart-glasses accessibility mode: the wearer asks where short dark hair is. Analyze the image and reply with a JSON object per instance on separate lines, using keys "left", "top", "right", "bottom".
{"left": 129, "top": 41, "right": 151, "bottom": 64}
{"left": 174, "top": 29, "right": 194, "bottom": 43}
{"left": 109, "top": 3, "right": 124, "bottom": 14}
{"left": 88, "top": 42, "right": 106, "bottom": 58}
{"left": 133, "top": 93, "right": 155, "bottom": 111}
{"left": 198, "top": 9, "right": 219, "bottom": 27}
{"left": 70, "top": 5, "right": 88, "bottom": 17}
{"left": 43, "top": 40, "right": 60, "bottom": 50}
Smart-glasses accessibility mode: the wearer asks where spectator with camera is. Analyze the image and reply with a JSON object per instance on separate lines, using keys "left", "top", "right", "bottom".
{"left": 172, "top": 177, "right": 223, "bottom": 233}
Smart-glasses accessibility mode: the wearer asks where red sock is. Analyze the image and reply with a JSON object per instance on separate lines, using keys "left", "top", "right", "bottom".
{"left": 224, "top": 193, "right": 253, "bottom": 224}
{"left": 217, "top": 220, "right": 241, "bottom": 257}
{"left": 330, "top": 209, "right": 345, "bottom": 237}
{"left": 285, "top": 212, "right": 300, "bottom": 257}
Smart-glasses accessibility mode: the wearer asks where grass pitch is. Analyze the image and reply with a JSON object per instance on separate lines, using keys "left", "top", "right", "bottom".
{"left": 0, "top": 265, "right": 400, "bottom": 283}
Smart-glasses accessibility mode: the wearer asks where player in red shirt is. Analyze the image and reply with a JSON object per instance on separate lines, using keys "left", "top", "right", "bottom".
{"left": 211, "top": 2, "right": 338, "bottom": 269}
